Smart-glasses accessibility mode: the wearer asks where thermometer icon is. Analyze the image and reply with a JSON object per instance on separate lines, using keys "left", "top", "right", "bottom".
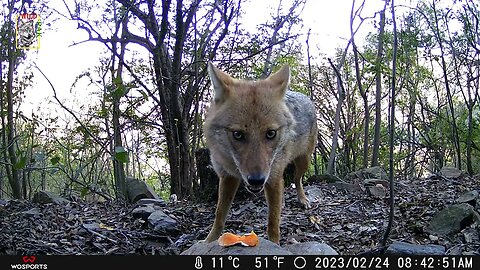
{"left": 195, "top": 256, "right": 203, "bottom": 269}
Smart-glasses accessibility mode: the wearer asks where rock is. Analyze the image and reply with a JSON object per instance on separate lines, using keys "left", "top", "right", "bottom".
{"left": 330, "top": 181, "right": 362, "bottom": 193}
{"left": 285, "top": 242, "right": 338, "bottom": 255}
{"left": 364, "top": 179, "right": 389, "bottom": 188}
{"left": 386, "top": 241, "right": 445, "bottom": 255}
{"left": 439, "top": 166, "right": 465, "bottom": 179}
{"left": 82, "top": 223, "right": 101, "bottom": 231}
{"left": 308, "top": 174, "right": 343, "bottom": 183}
{"left": 135, "top": 198, "right": 166, "bottom": 208}
{"left": 345, "top": 166, "right": 388, "bottom": 182}
{"left": 305, "top": 186, "right": 323, "bottom": 203}
{"left": 463, "top": 227, "right": 480, "bottom": 244}
{"left": 426, "top": 203, "right": 476, "bottom": 236}
{"left": 428, "top": 235, "right": 439, "bottom": 242}
{"left": 126, "top": 177, "right": 159, "bottom": 203}
{"left": 132, "top": 204, "right": 156, "bottom": 220}
{"left": 367, "top": 184, "right": 387, "bottom": 199}
{"left": 21, "top": 207, "right": 41, "bottom": 217}
{"left": 456, "top": 190, "right": 478, "bottom": 206}
{"left": 181, "top": 238, "right": 292, "bottom": 255}
{"left": 32, "top": 191, "right": 69, "bottom": 205}
{"left": 148, "top": 210, "right": 179, "bottom": 233}
{"left": 0, "top": 199, "right": 8, "bottom": 206}
{"left": 181, "top": 238, "right": 338, "bottom": 256}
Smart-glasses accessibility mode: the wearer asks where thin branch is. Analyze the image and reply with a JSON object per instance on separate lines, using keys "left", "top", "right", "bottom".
{"left": 34, "top": 64, "right": 111, "bottom": 155}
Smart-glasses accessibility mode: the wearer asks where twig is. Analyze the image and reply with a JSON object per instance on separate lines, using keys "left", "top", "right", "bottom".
{"left": 34, "top": 64, "right": 111, "bottom": 155}
{"left": 82, "top": 224, "right": 118, "bottom": 244}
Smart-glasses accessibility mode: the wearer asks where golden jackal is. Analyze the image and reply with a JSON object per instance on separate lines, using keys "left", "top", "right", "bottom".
{"left": 204, "top": 63, "right": 318, "bottom": 244}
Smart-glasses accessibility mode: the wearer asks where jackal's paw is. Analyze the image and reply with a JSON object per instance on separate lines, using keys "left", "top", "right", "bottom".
{"left": 205, "top": 231, "right": 222, "bottom": 243}
{"left": 298, "top": 197, "right": 311, "bottom": 209}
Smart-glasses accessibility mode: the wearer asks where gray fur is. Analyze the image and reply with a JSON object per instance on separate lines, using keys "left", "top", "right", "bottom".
{"left": 284, "top": 90, "right": 316, "bottom": 142}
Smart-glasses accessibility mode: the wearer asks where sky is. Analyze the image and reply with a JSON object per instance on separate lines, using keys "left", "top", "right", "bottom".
{"left": 21, "top": 0, "right": 387, "bottom": 115}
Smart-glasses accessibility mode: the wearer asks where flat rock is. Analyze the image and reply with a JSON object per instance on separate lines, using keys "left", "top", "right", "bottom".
{"left": 135, "top": 198, "right": 166, "bottom": 208}
{"left": 285, "top": 242, "right": 338, "bottom": 255}
{"left": 181, "top": 238, "right": 292, "bottom": 255}
{"left": 132, "top": 204, "right": 156, "bottom": 220}
{"left": 386, "top": 241, "right": 445, "bottom": 255}
{"left": 439, "top": 166, "right": 465, "bottom": 179}
{"left": 456, "top": 190, "right": 478, "bottom": 206}
{"left": 181, "top": 238, "right": 339, "bottom": 256}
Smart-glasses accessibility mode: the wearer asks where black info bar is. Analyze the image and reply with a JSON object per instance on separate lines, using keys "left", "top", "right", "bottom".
{"left": 1, "top": 255, "right": 477, "bottom": 270}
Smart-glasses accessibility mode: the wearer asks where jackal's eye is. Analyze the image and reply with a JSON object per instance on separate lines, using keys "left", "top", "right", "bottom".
{"left": 266, "top": 129, "right": 277, "bottom": 140}
{"left": 232, "top": 131, "right": 245, "bottom": 141}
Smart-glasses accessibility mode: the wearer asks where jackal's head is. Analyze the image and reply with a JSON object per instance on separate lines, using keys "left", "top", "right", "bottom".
{"left": 204, "top": 63, "right": 295, "bottom": 193}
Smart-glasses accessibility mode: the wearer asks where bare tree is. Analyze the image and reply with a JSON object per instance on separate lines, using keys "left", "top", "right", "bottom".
{"left": 260, "top": 0, "right": 306, "bottom": 77}
{"left": 371, "top": 0, "right": 388, "bottom": 167}
{"left": 350, "top": 0, "right": 370, "bottom": 169}
{"left": 382, "top": 0, "right": 397, "bottom": 247}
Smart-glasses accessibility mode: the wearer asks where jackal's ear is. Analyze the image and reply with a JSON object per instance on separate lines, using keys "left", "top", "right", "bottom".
{"left": 207, "top": 62, "right": 233, "bottom": 104}
{"left": 267, "top": 64, "right": 290, "bottom": 98}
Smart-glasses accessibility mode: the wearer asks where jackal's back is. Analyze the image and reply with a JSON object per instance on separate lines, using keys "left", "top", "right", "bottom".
{"left": 283, "top": 90, "right": 317, "bottom": 160}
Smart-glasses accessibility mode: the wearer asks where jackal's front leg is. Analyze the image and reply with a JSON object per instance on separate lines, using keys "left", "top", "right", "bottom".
{"left": 205, "top": 175, "right": 240, "bottom": 242}
{"left": 265, "top": 177, "right": 284, "bottom": 244}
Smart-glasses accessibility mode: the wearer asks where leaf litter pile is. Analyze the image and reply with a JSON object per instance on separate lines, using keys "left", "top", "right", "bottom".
{"left": 0, "top": 173, "right": 479, "bottom": 255}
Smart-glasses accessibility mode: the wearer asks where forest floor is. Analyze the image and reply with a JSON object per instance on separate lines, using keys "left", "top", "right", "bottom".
{"left": 0, "top": 173, "right": 479, "bottom": 256}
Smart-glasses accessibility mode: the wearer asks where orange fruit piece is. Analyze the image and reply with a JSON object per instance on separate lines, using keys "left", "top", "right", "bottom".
{"left": 218, "top": 231, "right": 259, "bottom": 247}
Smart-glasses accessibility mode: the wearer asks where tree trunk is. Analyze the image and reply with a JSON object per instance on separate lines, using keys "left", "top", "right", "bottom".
{"left": 371, "top": 1, "right": 387, "bottom": 167}
{"left": 110, "top": 7, "right": 128, "bottom": 201}
{"left": 5, "top": 0, "right": 21, "bottom": 198}
{"left": 351, "top": 13, "right": 369, "bottom": 168}
{"left": 306, "top": 29, "right": 318, "bottom": 175}
{"left": 327, "top": 56, "right": 347, "bottom": 175}
{"left": 432, "top": 2, "right": 461, "bottom": 170}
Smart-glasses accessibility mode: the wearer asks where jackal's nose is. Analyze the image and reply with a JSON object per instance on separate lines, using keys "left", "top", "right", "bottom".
{"left": 247, "top": 174, "right": 266, "bottom": 186}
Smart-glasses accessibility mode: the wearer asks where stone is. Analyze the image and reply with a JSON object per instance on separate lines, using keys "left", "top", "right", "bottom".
{"left": 364, "top": 179, "right": 389, "bottom": 188}
{"left": 308, "top": 174, "right": 343, "bottom": 183}
{"left": 345, "top": 166, "right": 388, "bottom": 181}
{"left": 148, "top": 210, "right": 178, "bottom": 233}
{"left": 181, "top": 237, "right": 292, "bottom": 255}
{"left": 368, "top": 184, "right": 387, "bottom": 199}
{"left": 456, "top": 190, "right": 478, "bottom": 206}
{"left": 126, "top": 177, "right": 159, "bottom": 203}
{"left": 181, "top": 238, "right": 339, "bottom": 256}
{"left": 135, "top": 198, "right": 166, "bottom": 208}
{"left": 426, "top": 203, "right": 476, "bottom": 236}
{"left": 285, "top": 242, "right": 338, "bottom": 255}
{"left": 386, "top": 241, "right": 445, "bottom": 255}
{"left": 439, "top": 166, "right": 465, "bottom": 179}
{"left": 305, "top": 186, "right": 323, "bottom": 203}
{"left": 132, "top": 204, "right": 156, "bottom": 220}
{"left": 32, "top": 191, "right": 69, "bottom": 205}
